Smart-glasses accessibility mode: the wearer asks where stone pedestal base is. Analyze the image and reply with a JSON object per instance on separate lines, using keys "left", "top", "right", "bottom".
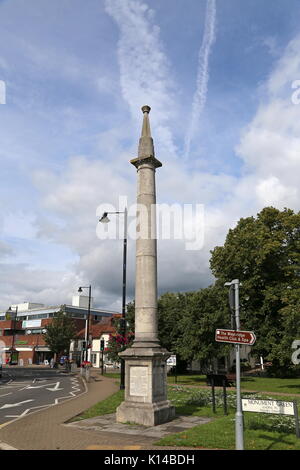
{"left": 116, "top": 345, "right": 175, "bottom": 426}
{"left": 116, "top": 400, "right": 175, "bottom": 427}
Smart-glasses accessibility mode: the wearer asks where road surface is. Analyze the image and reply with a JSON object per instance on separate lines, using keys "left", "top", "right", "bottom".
{"left": 0, "top": 369, "right": 84, "bottom": 426}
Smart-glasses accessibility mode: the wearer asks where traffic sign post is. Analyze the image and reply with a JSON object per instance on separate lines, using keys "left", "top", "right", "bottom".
{"left": 215, "top": 329, "right": 256, "bottom": 346}
{"left": 223, "top": 279, "right": 245, "bottom": 450}
{"left": 219, "top": 281, "right": 257, "bottom": 450}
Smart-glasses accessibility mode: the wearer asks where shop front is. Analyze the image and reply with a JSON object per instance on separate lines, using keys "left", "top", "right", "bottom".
{"left": 34, "top": 346, "right": 52, "bottom": 364}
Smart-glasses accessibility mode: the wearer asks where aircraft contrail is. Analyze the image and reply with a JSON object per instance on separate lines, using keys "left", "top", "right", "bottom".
{"left": 184, "top": 0, "right": 217, "bottom": 158}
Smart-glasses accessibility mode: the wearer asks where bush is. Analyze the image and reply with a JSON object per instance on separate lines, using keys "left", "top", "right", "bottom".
{"left": 247, "top": 414, "right": 296, "bottom": 434}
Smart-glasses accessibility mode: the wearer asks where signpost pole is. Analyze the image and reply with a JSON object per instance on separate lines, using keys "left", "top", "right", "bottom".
{"left": 233, "top": 279, "right": 244, "bottom": 450}
{"left": 211, "top": 376, "right": 216, "bottom": 413}
{"left": 223, "top": 379, "right": 228, "bottom": 415}
{"left": 100, "top": 339, "right": 105, "bottom": 376}
{"left": 294, "top": 401, "right": 300, "bottom": 438}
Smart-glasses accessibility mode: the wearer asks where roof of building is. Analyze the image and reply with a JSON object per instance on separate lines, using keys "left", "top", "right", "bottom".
{"left": 0, "top": 305, "right": 121, "bottom": 319}
{"left": 76, "top": 323, "right": 117, "bottom": 339}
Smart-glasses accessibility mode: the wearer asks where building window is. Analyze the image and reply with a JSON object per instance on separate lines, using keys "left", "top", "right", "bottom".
{"left": 93, "top": 315, "right": 102, "bottom": 321}
{"left": 27, "top": 314, "right": 48, "bottom": 320}
{"left": 4, "top": 330, "right": 13, "bottom": 336}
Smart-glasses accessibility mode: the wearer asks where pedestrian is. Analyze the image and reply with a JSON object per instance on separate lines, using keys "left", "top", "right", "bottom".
{"left": 50, "top": 358, "right": 54, "bottom": 369}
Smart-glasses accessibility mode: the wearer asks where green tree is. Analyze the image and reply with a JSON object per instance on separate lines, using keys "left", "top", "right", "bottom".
{"left": 157, "top": 292, "right": 188, "bottom": 352}
{"left": 157, "top": 292, "right": 192, "bottom": 372}
{"left": 174, "top": 285, "right": 230, "bottom": 370}
{"left": 44, "top": 309, "right": 76, "bottom": 359}
{"left": 210, "top": 206, "right": 300, "bottom": 375}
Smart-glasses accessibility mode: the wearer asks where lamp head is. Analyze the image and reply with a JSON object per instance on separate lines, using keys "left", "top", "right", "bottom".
{"left": 99, "top": 212, "right": 110, "bottom": 224}
{"left": 78, "top": 287, "right": 83, "bottom": 293}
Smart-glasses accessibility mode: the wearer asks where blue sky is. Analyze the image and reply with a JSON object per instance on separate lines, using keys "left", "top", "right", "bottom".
{"left": 1, "top": 0, "right": 300, "bottom": 311}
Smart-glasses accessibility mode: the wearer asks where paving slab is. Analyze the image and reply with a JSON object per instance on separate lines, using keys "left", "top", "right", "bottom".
{"left": 65, "top": 412, "right": 212, "bottom": 440}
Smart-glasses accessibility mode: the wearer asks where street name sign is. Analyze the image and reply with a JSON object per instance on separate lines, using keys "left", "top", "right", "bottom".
{"left": 215, "top": 329, "right": 256, "bottom": 346}
{"left": 242, "top": 399, "right": 294, "bottom": 416}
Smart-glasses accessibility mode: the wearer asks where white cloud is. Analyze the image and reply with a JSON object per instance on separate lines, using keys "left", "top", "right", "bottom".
{"left": 104, "top": 0, "right": 179, "bottom": 159}
{"left": 256, "top": 176, "right": 298, "bottom": 208}
{"left": 236, "top": 35, "right": 300, "bottom": 213}
{"left": 268, "top": 36, "right": 300, "bottom": 96}
{"left": 2, "top": 0, "right": 300, "bottom": 313}
{"left": 0, "top": 241, "right": 14, "bottom": 259}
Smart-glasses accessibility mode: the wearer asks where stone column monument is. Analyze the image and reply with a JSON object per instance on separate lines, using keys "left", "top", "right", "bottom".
{"left": 116, "top": 105, "right": 175, "bottom": 426}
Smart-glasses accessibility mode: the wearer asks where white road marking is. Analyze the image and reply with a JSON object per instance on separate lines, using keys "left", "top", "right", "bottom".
{"left": 5, "top": 409, "right": 31, "bottom": 418}
{"left": 46, "top": 382, "right": 63, "bottom": 392}
{"left": 0, "top": 399, "right": 34, "bottom": 409}
{"left": 0, "top": 393, "right": 12, "bottom": 398}
{"left": 0, "top": 383, "right": 30, "bottom": 389}
{"left": 19, "top": 382, "right": 59, "bottom": 391}
{"left": 0, "top": 376, "right": 83, "bottom": 423}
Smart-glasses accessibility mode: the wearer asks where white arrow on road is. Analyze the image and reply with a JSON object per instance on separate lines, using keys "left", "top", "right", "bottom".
{"left": 19, "top": 382, "right": 60, "bottom": 391}
{"left": 5, "top": 408, "right": 31, "bottom": 418}
{"left": 20, "top": 384, "right": 49, "bottom": 390}
{"left": 0, "top": 399, "right": 34, "bottom": 409}
{"left": 46, "top": 382, "right": 63, "bottom": 392}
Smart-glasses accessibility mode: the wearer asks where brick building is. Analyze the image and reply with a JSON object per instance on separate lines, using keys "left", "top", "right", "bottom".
{"left": 0, "top": 296, "right": 120, "bottom": 366}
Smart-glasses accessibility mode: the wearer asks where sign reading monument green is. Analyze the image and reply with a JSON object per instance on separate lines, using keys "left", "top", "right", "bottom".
{"left": 242, "top": 399, "right": 294, "bottom": 415}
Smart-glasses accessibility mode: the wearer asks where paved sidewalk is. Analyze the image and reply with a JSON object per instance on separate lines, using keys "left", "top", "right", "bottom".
{"left": 0, "top": 372, "right": 209, "bottom": 451}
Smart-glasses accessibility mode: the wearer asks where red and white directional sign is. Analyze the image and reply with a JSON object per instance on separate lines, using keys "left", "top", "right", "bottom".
{"left": 215, "top": 329, "right": 256, "bottom": 346}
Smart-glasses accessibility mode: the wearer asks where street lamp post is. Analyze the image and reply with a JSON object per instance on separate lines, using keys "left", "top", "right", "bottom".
{"left": 78, "top": 285, "right": 92, "bottom": 362}
{"left": 99, "top": 208, "right": 127, "bottom": 390}
{"left": 6, "top": 306, "right": 18, "bottom": 365}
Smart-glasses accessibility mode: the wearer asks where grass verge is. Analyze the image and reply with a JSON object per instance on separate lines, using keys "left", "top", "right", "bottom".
{"left": 155, "top": 413, "right": 300, "bottom": 450}
{"left": 167, "top": 374, "right": 300, "bottom": 394}
{"left": 69, "top": 381, "right": 300, "bottom": 449}
{"left": 69, "top": 389, "right": 124, "bottom": 422}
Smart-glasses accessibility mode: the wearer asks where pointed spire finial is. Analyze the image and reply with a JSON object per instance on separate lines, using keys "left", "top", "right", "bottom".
{"left": 130, "top": 105, "right": 162, "bottom": 168}
{"left": 141, "top": 105, "right": 152, "bottom": 138}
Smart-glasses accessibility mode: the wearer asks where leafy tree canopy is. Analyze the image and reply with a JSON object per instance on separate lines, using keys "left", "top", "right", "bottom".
{"left": 210, "top": 207, "right": 300, "bottom": 373}
{"left": 44, "top": 309, "right": 76, "bottom": 357}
